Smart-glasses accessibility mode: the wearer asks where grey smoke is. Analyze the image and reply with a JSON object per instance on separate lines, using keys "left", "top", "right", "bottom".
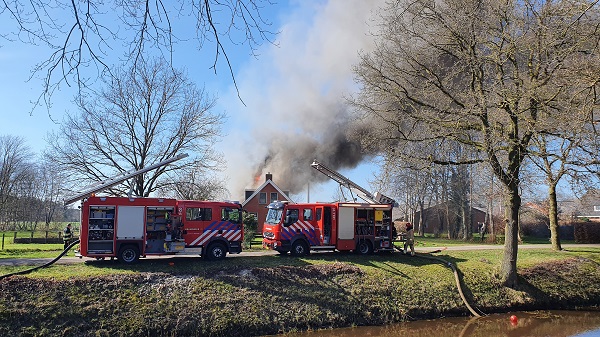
{"left": 219, "top": 0, "right": 386, "bottom": 199}
{"left": 252, "top": 110, "right": 375, "bottom": 193}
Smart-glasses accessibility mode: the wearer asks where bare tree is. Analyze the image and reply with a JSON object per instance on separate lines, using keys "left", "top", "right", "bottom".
{"left": 1, "top": 0, "right": 277, "bottom": 111}
{"left": 0, "top": 135, "right": 34, "bottom": 227}
{"left": 528, "top": 136, "right": 576, "bottom": 250}
{"left": 351, "top": 0, "right": 600, "bottom": 286}
{"left": 159, "top": 165, "right": 230, "bottom": 201}
{"left": 12, "top": 165, "right": 42, "bottom": 229}
{"left": 47, "top": 58, "right": 224, "bottom": 198}
{"left": 34, "top": 154, "right": 67, "bottom": 228}
{"left": 373, "top": 151, "right": 436, "bottom": 235}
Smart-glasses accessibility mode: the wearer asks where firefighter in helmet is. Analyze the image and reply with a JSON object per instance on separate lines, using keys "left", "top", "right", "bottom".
{"left": 63, "top": 223, "right": 73, "bottom": 253}
{"left": 403, "top": 222, "right": 415, "bottom": 256}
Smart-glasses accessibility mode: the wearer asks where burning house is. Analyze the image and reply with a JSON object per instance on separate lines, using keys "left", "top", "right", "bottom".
{"left": 242, "top": 173, "right": 291, "bottom": 232}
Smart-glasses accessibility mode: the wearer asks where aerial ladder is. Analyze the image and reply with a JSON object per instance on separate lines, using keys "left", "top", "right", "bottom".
{"left": 310, "top": 160, "right": 396, "bottom": 205}
{"left": 63, "top": 153, "right": 189, "bottom": 206}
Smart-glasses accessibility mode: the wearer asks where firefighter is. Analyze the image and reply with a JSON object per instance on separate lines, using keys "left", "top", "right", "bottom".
{"left": 403, "top": 222, "right": 415, "bottom": 256}
{"left": 63, "top": 223, "right": 73, "bottom": 252}
{"left": 478, "top": 222, "right": 487, "bottom": 242}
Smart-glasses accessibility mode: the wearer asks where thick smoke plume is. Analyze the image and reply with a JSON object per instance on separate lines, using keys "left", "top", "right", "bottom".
{"left": 251, "top": 112, "right": 375, "bottom": 193}
{"left": 221, "top": 0, "right": 385, "bottom": 199}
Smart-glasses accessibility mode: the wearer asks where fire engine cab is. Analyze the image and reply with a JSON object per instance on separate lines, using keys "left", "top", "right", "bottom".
{"left": 78, "top": 196, "right": 243, "bottom": 263}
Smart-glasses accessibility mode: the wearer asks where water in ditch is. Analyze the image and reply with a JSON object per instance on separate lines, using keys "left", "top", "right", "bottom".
{"left": 268, "top": 310, "right": 600, "bottom": 337}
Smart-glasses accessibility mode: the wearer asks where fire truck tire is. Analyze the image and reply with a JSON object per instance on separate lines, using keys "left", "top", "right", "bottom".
{"left": 118, "top": 245, "right": 140, "bottom": 264}
{"left": 290, "top": 240, "right": 309, "bottom": 257}
{"left": 356, "top": 240, "right": 373, "bottom": 255}
{"left": 205, "top": 242, "right": 227, "bottom": 260}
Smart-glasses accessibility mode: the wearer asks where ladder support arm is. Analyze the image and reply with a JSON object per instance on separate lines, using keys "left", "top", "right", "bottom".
{"left": 63, "top": 153, "right": 189, "bottom": 205}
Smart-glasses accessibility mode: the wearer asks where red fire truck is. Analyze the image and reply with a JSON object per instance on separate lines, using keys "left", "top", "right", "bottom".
{"left": 65, "top": 154, "right": 243, "bottom": 263}
{"left": 77, "top": 196, "right": 243, "bottom": 263}
{"left": 262, "top": 201, "right": 394, "bottom": 256}
{"left": 262, "top": 160, "right": 398, "bottom": 256}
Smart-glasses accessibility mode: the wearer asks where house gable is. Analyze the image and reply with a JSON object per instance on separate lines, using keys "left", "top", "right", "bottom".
{"left": 242, "top": 175, "right": 292, "bottom": 232}
{"left": 242, "top": 180, "right": 291, "bottom": 207}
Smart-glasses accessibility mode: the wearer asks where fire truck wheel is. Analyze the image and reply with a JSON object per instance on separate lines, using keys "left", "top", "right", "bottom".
{"left": 356, "top": 240, "right": 373, "bottom": 255}
{"left": 290, "top": 240, "right": 309, "bottom": 257}
{"left": 118, "top": 246, "right": 140, "bottom": 264}
{"left": 205, "top": 242, "right": 227, "bottom": 260}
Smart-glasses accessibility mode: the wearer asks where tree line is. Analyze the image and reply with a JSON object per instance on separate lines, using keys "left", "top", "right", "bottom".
{"left": 349, "top": 0, "right": 600, "bottom": 286}
{"left": 0, "top": 135, "right": 76, "bottom": 230}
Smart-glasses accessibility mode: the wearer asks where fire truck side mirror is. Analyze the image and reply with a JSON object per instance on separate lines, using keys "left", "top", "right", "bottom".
{"left": 284, "top": 215, "right": 292, "bottom": 227}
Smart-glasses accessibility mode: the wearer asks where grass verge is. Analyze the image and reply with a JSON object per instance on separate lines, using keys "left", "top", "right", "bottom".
{"left": 0, "top": 247, "right": 598, "bottom": 336}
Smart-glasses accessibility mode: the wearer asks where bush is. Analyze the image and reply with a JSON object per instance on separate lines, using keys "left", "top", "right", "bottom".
{"left": 520, "top": 221, "right": 550, "bottom": 237}
{"left": 242, "top": 213, "right": 258, "bottom": 248}
{"left": 573, "top": 222, "right": 600, "bottom": 243}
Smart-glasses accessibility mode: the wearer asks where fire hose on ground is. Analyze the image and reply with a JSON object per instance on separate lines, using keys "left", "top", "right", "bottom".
{"left": 0, "top": 239, "right": 80, "bottom": 281}
{"left": 396, "top": 245, "right": 484, "bottom": 317}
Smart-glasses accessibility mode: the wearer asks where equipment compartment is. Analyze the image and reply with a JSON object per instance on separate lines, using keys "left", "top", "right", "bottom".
{"left": 87, "top": 206, "right": 116, "bottom": 254}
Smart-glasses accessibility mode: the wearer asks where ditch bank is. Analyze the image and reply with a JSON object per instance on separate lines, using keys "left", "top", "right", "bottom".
{"left": 0, "top": 254, "right": 599, "bottom": 337}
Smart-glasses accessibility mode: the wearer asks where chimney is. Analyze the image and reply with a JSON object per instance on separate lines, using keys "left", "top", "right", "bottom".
{"left": 266, "top": 172, "right": 273, "bottom": 182}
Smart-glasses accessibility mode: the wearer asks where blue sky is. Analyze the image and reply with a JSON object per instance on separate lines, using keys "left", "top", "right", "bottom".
{"left": 0, "top": 0, "right": 386, "bottom": 203}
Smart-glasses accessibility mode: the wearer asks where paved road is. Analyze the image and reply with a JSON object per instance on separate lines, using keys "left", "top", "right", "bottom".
{"left": 0, "top": 244, "right": 598, "bottom": 267}
{"left": 417, "top": 243, "right": 600, "bottom": 252}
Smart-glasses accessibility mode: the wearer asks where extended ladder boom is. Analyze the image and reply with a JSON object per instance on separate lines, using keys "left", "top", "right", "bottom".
{"left": 310, "top": 160, "right": 378, "bottom": 204}
{"left": 63, "top": 153, "right": 189, "bottom": 205}
{"left": 311, "top": 160, "right": 397, "bottom": 205}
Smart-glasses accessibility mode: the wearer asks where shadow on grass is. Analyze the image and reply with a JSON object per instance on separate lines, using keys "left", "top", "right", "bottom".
{"left": 82, "top": 253, "right": 313, "bottom": 275}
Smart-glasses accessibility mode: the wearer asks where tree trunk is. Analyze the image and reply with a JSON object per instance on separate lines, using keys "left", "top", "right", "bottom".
{"left": 488, "top": 175, "right": 495, "bottom": 243}
{"left": 418, "top": 200, "right": 425, "bottom": 236}
{"left": 548, "top": 183, "right": 562, "bottom": 251}
{"left": 501, "top": 185, "right": 521, "bottom": 287}
{"left": 445, "top": 202, "right": 452, "bottom": 239}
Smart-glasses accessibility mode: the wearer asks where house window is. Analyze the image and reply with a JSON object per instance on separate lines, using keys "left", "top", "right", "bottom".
{"left": 270, "top": 192, "right": 278, "bottom": 203}
{"left": 594, "top": 206, "right": 600, "bottom": 212}
{"left": 303, "top": 208, "right": 313, "bottom": 221}
{"left": 259, "top": 192, "right": 267, "bottom": 204}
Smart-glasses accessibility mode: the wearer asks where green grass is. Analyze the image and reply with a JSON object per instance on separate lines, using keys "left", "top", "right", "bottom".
{"left": 0, "top": 245, "right": 598, "bottom": 336}
{"left": 410, "top": 233, "right": 498, "bottom": 247}
{"left": 0, "top": 233, "right": 583, "bottom": 260}
{"left": 2, "top": 245, "right": 598, "bottom": 280}
{"left": 0, "top": 244, "right": 65, "bottom": 258}
{"left": 411, "top": 233, "right": 576, "bottom": 247}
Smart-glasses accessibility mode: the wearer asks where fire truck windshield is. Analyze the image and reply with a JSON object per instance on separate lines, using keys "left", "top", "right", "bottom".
{"left": 265, "top": 208, "right": 283, "bottom": 224}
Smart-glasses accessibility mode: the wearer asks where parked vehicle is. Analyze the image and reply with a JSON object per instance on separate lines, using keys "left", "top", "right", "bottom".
{"left": 64, "top": 153, "right": 243, "bottom": 263}
{"left": 262, "top": 201, "right": 394, "bottom": 256}
{"left": 77, "top": 196, "right": 243, "bottom": 263}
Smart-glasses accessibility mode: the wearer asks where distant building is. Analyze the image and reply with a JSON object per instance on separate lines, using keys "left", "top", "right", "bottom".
{"left": 413, "top": 202, "right": 486, "bottom": 235}
{"left": 242, "top": 173, "right": 291, "bottom": 232}
{"left": 574, "top": 189, "right": 600, "bottom": 222}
